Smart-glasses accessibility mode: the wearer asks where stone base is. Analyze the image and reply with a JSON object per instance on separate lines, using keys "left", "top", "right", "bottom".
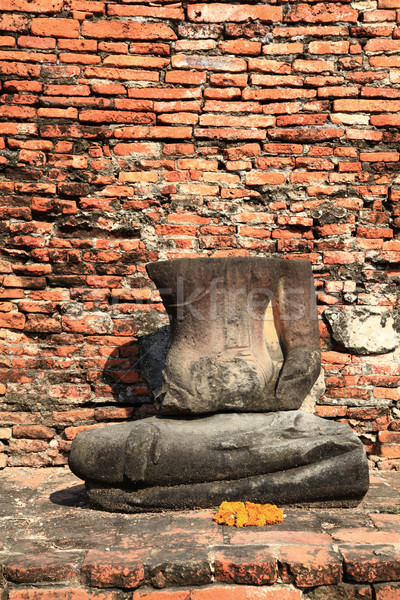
{"left": 69, "top": 411, "right": 370, "bottom": 513}
{"left": 85, "top": 447, "right": 368, "bottom": 513}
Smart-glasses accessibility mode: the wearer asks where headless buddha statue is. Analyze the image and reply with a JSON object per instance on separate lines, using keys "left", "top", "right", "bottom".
{"left": 69, "top": 257, "right": 369, "bottom": 512}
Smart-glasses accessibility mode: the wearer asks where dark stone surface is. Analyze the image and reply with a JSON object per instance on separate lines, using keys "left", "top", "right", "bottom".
{"left": 69, "top": 411, "right": 370, "bottom": 512}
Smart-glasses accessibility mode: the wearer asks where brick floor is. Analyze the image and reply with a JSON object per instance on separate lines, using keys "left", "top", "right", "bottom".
{"left": 1, "top": 467, "right": 400, "bottom": 599}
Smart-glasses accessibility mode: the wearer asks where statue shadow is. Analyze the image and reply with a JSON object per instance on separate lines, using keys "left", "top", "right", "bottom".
{"left": 50, "top": 484, "right": 86, "bottom": 507}
{"left": 49, "top": 328, "right": 171, "bottom": 510}
{"left": 100, "top": 324, "right": 171, "bottom": 409}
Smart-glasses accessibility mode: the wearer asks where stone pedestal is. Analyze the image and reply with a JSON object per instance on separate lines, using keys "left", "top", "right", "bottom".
{"left": 69, "top": 257, "right": 369, "bottom": 511}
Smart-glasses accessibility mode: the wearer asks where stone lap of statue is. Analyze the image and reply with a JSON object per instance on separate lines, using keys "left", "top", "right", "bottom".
{"left": 69, "top": 257, "right": 369, "bottom": 512}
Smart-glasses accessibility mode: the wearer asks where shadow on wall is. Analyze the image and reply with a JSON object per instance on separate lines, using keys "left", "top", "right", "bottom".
{"left": 101, "top": 326, "right": 171, "bottom": 416}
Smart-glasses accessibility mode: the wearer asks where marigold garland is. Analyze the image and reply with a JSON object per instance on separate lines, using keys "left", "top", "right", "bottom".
{"left": 214, "top": 501, "right": 284, "bottom": 527}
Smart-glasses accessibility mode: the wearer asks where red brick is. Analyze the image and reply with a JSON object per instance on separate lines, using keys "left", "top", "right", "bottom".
{"left": 31, "top": 18, "right": 80, "bottom": 38}
{"left": 52, "top": 409, "right": 95, "bottom": 424}
{"left": 246, "top": 172, "right": 286, "bottom": 185}
{"left": 285, "top": 3, "right": 358, "bottom": 23}
{"left": 8, "top": 591, "right": 117, "bottom": 600}
{"left": 204, "top": 88, "right": 241, "bottom": 100}
{"left": 201, "top": 115, "right": 274, "bottom": 128}
{"left": 81, "top": 550, "right": 145, "bottom": 589}
{"left": 58, "top": 39, "right": 97, "bottom": 52}
{"left": 375, "top": 582, "right": 400, "bottom": 599}
{"left": 129, "top": 88, "right": 202, "bottom": 100}
{"left": 115, "top": 126, "right": 192, "bottom": 140}
{"left": 243, "top": 89, "right": 316, "bottom": 101}
{"left": 0, "top": 13, "right": 29, "bottom": 31}
{"left": 103, "top": 55, "right": 168, "bottom": 69}
{"left": 371, "top": 115, "right": 400, "bottom": 126}
{"left": 274, "top": 25, "right": 348, "bottom": 37}
{"left": 225, "top": 143, "right": 261, "bottom": 160}
{"left": 209, "top": 73, "right": 248, "bottom": 87}
{"left": 248, "top": 58, "right": 291, "bottom": 74}
{"left": 5, "top": 553, "right": 81, "bottom": 583}
{"left": 378, "top": 445, "right": 400, "bottom": 458}
{"left": 335, "top": 99, "right": 400, "bottom": 112}
{"left": 365, "top": 38, "right": 400, "bottom": 52}
{"left": 80, "top": 111, "right": 154, "bottom": 124}
{"left": 195, "top": 128, "right": 266, "bottom": 140}
{"left": 84, "top": 67, "right": 158, "bottom": 82}
{"left": 132, "top": 592, "right": 189, "bottom": 600}
{"left": 108, "top": 5, "right": 183, "bottom": 19}
{"left": 269, "top": 128, "right": 344, "bottom": 142}
{"left": 293, "top": 59, "right": 335, "bottom": 73}
{"left": 219, "top": 40, "right": 261, "bottom": 55}
{"left": 191, "top": 586, "right": 301, "bottom": 599}
{"left": 315, "top": 405, "right": 348, "bottom": 418}
{"left": 187, "top": 4, "right": 282, "bottom": 23}
{"left": 81, "top": 21, "right": 177, "bottom": 40}
{"left": 204, "top": 100, "right": 261, "bottom": 113}
{"left": 214, "top": 546, "right": 277, "bottom": 584}
{"left": 262, "top": 42, "right": 303, "bottom": 54}
{"left": 68, "top": 0, "right": 105, "bottom": 13}
{"left": 341, "top": 545, "right": 400, "bottom": 582}
{"left": 165, "top": 71, "right": 206, "bottom": 85}
{"left": 0, "top": 313, "right": 26, "bottom": 330}
{"left": 94, "top": 407, "right": 135, "bottom": 421}
{"left": 0, "top": 61, "right": 40, "bottom": 77}
{"left": 309, "top": 41, "right": 350, "bottom": 54}
{"left": 172, "top": 54, "right": 246, "bottom": 73}
{"left": 318, "top": 87, "right": 358, "bottom": 98}
{"left": 13, "top": 425, "right": 55, "bottom": 440}
{"left": 363, "top": 85, "right": 400, "bottom": 98}
{"left": 155, "top": 101, "right": 201, "bottom": 113}
{"left": 1, "top": 0, "right": 63, "bottom": 12}
{"left": 114, "top": 142, "right": 159, "bottom": 156}
{"left": 279, "top": 545, "right": 342, "bottom": 587}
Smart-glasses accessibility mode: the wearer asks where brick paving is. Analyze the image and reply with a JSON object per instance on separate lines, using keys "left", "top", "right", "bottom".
{"left": 1, "top": 467, "right": 400, "bottom": 598}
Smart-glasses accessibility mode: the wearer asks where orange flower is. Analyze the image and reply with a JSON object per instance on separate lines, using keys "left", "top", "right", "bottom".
{"left": 214, "top": 501, "right": 284, "bottom": 527}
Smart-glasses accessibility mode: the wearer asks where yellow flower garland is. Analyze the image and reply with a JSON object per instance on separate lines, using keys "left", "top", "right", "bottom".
{"left": 214, "top": 501, "right": 284, "bottom": 527}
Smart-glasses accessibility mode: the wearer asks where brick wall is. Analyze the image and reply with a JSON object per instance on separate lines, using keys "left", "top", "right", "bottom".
{"left": 0, "top": 0, "right": 400, "bottom": 470}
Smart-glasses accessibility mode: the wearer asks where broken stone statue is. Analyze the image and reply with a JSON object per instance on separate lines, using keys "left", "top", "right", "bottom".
{"left": 69, "top": 257, "right": 369, "bottom": 512}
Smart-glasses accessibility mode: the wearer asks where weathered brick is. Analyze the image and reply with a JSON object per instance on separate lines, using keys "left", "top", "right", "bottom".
{"left": 375, "top": 582, "right": 400, "bottom": 599}
{"left": 5, "top": 553, "right": 81, "bottom": 583}
{"left": 187, "top": 4, "right": 282, "bottom": 23}
{"left": 172, "top": 54, "right": 246, "bottom": 73}
{"left": 341, "top": 545, "right": 400, "bottom": 582}
{"left": 1, "top": 0, "right": 63, "bottom": 12}
{"left": 219, "top": 40, "right": 261, "bottom": 55}
{"left": 214, "top": 546, "right": 277, "bottom": 585}
{"left": 31, "top": 18, "right": 80, "bottom": 38}
{"left": 279, "top": 545, "right": 342, "bottom": 587}
{"left": 8, "top": 591, "right": 118, "bottom": 600}
{"left": 335, "top": 99, "right": 400, "bottom": 112}
{"left": 190, "top": 587, "right": 301, "bottom": 600}
{"left": 114, "top": 126, "right": 192, "bottom": 139}
{"left": 285, "top": 3, "right": 358, "bottom": 23}
{"left": 246, "top": 172, "right": 286, "bottom": 185}
{"left": 81, "top": 21, "right": 177, "bottom": 40}
{"left": 81, "top": 550, "right": 145, "bottom": 589}
{"left": 108, "top": 5, "right": 183, "bottom": 19}
{"left": 13, "top": 425, "right": 55, "bottom": 440}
